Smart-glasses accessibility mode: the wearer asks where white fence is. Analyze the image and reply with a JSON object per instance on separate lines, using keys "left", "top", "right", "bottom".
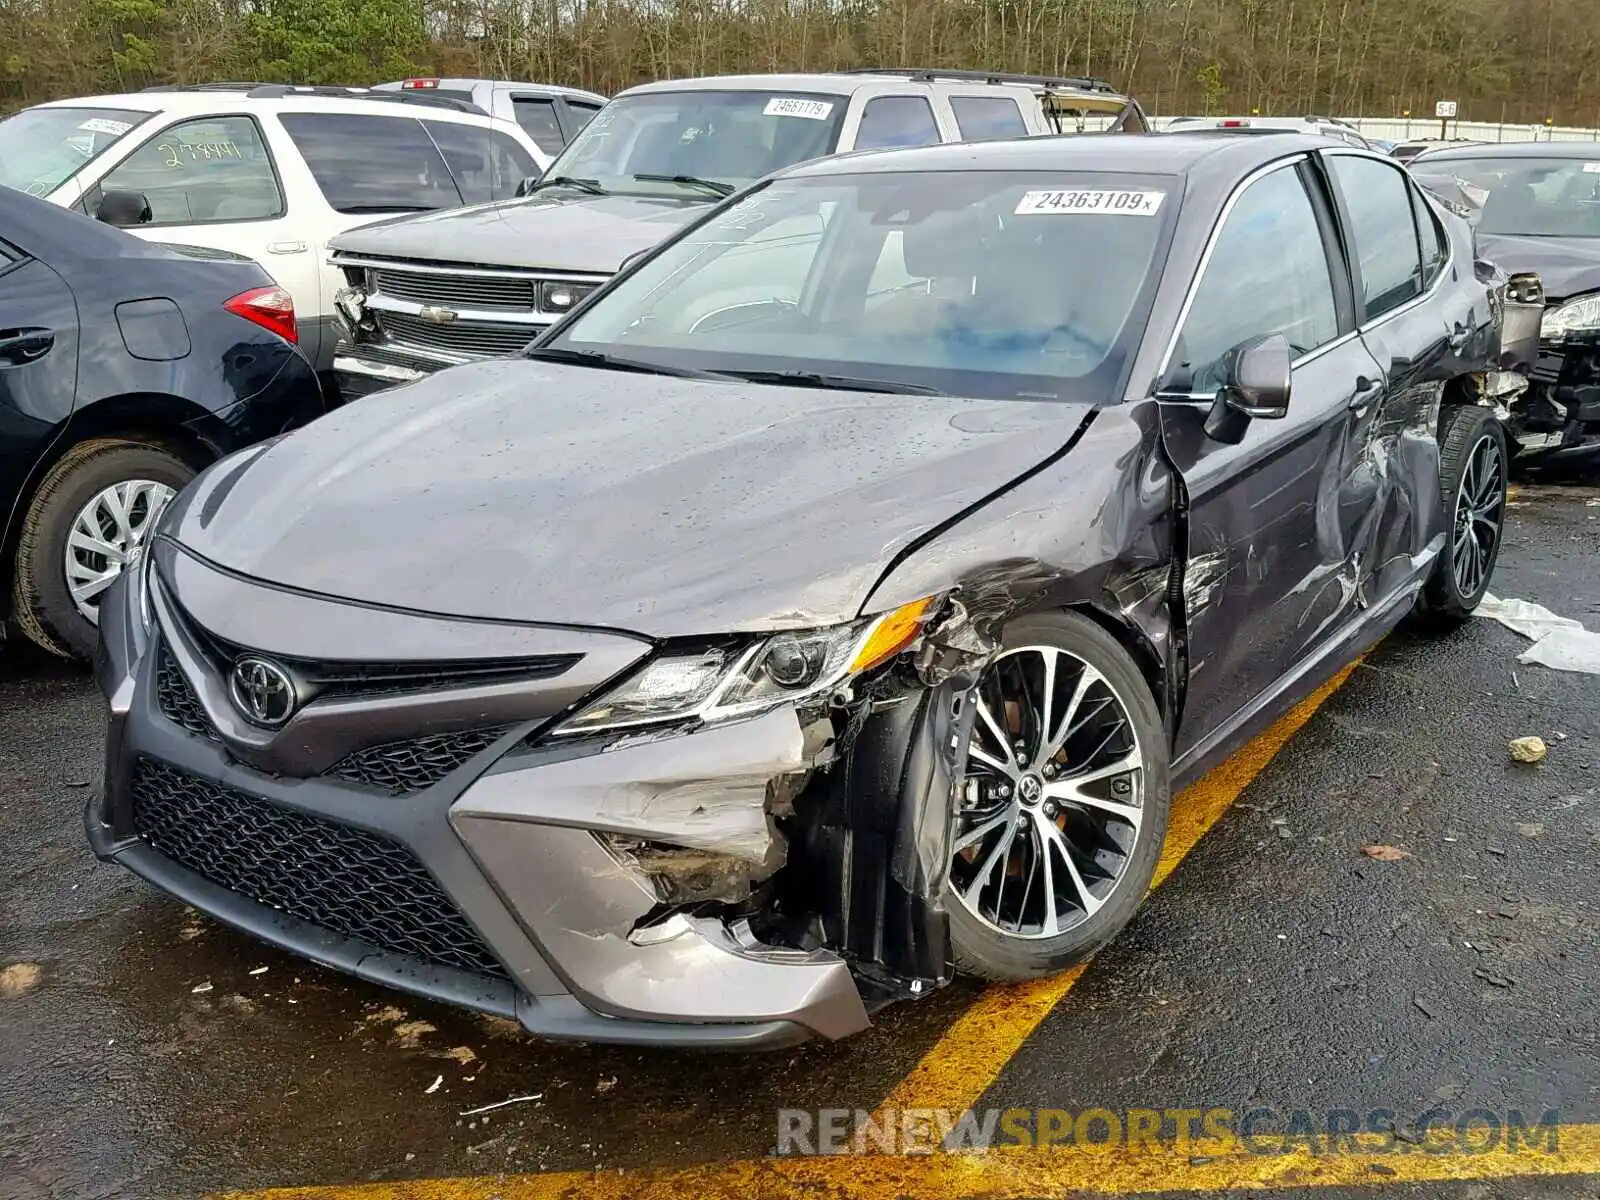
{"left": 1149, "top": 115, "right": 1600, "bottom": 145}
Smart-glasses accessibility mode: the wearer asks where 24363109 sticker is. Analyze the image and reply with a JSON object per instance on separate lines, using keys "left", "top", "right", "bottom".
{"left": 1014, "top": 189, "right": 1165, "bottom": 216}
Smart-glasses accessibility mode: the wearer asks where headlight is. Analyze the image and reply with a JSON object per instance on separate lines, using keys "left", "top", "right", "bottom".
{"left": 559, "top": 596, "right": 936, "bottom": 734}
{"left": 1540, "top": 293, "right": 1600, "bottom": 341}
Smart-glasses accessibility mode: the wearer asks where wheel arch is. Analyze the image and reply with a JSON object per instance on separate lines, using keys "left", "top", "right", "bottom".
{"left": 1, "top": 393, "right": 224, "bottom": 625}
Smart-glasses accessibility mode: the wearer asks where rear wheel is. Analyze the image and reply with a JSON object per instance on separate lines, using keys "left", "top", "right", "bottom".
{"left": 11, "top": 439, "right": 191, "bottom": 659}
{"left": 944, "top": 611, "right": 1171, "bottom": 982}
{"left": 1417, "top": 405, "right": 1508, "bottom": 628}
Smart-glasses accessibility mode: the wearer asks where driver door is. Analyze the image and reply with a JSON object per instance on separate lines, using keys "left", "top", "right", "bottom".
{"left": 1156, "top": 157, "right": 1385, "bottom": 763}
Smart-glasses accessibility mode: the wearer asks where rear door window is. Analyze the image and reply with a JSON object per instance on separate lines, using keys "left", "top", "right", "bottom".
{"left": 513, "top": 98, "right": 565, "bottom": 154}
{"left": 1410, "top": 183, "right": 1449, "bottom": 287}
{"left": 563, "top": 101, "right": 603, "bottom": 138}
{"left": 423, "top": 121, "right": 539, "bottom": 204}
{"left": 950, "top": 96, "right": 1027, "bottom": 142}
{"left": 96, "top": 115, "right": 284, "bottom": 225}
{"left": 854, "top": 96, "right": 942, "bottom": 151}
{"left": 279, "top": 113, "right": 462, "bottom": 213}
{"left": 1326, "top": 154, "right": 1425, "bottom": 321}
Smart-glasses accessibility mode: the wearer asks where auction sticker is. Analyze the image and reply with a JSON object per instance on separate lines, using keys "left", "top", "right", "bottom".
{"left": 1584, "top": 162, "right": 1600, "bottom": 174}
{"left": 763, "top": 97, "right": 834, "bottom": 121}
{"left": 1015, "top": 188, "right": 1165, "bottom": 216}
{"left": 78, "top": 118, "right": 133, "bottom": 136}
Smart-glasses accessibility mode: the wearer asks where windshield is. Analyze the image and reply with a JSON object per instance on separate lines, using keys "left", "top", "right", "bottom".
{"left": 536, "top": 90, "right": 846, "bottom": 198}
{"left": 1412, "top": 156, "right": 1600, "bottom": 237}
{"left": 544, "top": 169, "right": 1177, "bottom": 401}
{"left": 0, "top": 106, "right": 151, "bottom": 198}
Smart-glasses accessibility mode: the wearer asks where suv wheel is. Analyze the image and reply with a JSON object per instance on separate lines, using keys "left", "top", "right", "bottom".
{"left": 11, "top": 439, "right": 192, "bottom": 659}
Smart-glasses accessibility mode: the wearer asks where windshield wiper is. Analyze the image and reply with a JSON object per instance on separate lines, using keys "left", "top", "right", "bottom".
{"left": 527, "top": 175, "right": 608, "bottom": 197}
{"left": 720, "top": 369, "right": 945, "bottom": 396}
{"left": 525, "top": 345, "right": 729, "bottom": 380}
{"left": 632, "top": 173, "right": 735, "bottom": 198}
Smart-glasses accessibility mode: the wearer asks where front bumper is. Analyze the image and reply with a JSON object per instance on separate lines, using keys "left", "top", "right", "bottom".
{"left": 89, "top": 551, "right": 872, "bottom": 1048}
{"left": 1515, "top": 337, "right": 1600, "bottom": 464}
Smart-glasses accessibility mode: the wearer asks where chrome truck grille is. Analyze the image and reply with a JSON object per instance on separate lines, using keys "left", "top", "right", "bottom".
{"left": 333, "top": 255, "right": 608, "bottom": 371}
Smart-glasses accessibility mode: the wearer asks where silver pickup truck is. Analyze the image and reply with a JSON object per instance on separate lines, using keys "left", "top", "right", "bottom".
{"left": 328, "top": 68, "right": 1147, "bottom": 396}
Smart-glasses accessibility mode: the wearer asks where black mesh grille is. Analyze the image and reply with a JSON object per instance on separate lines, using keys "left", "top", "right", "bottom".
{"left": 130, "top": 758, "right": 509, "bottom": 979}
{"left": 325, "top": 726, "right": 513, "bottom": 796}
{"left": 155, "top": 649, "right": 221, "bottom": 741}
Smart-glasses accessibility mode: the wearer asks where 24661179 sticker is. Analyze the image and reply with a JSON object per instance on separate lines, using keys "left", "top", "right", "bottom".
{"left": 78, "top": 118, "right": 133, "bottom": 136}
{"left": 763, "top": 97, "right": 834, "bottom": 121}
{"left": 1014, "top": 189, "right": 1165, "bottom": 216}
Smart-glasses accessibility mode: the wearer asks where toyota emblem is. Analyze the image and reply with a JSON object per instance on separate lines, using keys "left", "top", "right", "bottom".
{"left": 229, "top": 656, "right": 297, "bottom": 727}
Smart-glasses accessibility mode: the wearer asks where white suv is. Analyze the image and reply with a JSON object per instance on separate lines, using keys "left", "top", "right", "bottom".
{"left": 0, "top": 84, "right": 548, "bottom": 382}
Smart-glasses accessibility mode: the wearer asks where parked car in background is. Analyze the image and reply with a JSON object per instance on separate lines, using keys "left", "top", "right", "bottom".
{"left": 1411, "top": 141, "right": 1600, "bottom": 466}
{"left": 93, "top": 133, "right": 1535, "bottom": 1048}
{"left": 0, "top": 186, "right": 323, "bottom": 659}
{"left": 327, "top": 69, "right": 1148, "bottom": 396}
{"left": 374, "top": 77, "right": 609, "bottom": 157}
{"left": 1392, "top": 138, "right": 1487, "bottom": 164}
{"left": 1165, "top": 114, "right": 1376, "bottom": 149}
{"left": 0, "top": 84, "right": 546, "bottom": 385}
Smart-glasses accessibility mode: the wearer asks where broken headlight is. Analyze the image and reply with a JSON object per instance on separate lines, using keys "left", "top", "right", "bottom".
{"left": 1540, "top": 292, "right": 1600, "bottom": 342}
{"left": 558, "top": 596, "right": 936, "bottom": 734}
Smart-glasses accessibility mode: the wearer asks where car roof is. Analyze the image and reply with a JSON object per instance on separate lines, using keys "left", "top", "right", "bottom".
{"left": 373, "top": 78, "right": 608, "bottom": 103}
{"left": 1413, "top": 140, "right": 1600, "bottom": 162}
{"left": 779, "top": 130, "right": 1334, "bottom": 179}
{"left": 618, "top": 71, "right": 1045, "bottom": 98}
{"left": 34, "top": 88, "right": 511, "bottom": 126}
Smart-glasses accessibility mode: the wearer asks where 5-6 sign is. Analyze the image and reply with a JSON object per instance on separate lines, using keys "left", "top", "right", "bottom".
{"left": 1436, "top": 100, "right": 1458, "bottom": 119}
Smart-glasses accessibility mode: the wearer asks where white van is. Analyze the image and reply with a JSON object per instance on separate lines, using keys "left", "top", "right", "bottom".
{"left": 0, "top": 84, "right": 549, "bottom": 381}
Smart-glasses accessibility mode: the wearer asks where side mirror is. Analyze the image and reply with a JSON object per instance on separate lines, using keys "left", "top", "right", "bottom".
{"left": 513, "top": 169, "right": 546, "bottom": 198}
{"left": 1204, "top": 332, "right": 1292, "bottom": 444}
{"left": 95, "top": 190, "right": 153, "bottom": 228}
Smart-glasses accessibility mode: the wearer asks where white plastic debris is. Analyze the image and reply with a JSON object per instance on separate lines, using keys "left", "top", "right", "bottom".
{"left": 1476, "top": 594, "right": 1600, "bottom": 676}
{"left": 424, "top": 1075, "right": 443, "bottom": 1095}
{"left": 458, "top": 1094, "right": 542, "bottom": 1116}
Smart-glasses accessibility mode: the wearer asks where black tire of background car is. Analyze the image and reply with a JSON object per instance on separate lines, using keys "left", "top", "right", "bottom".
{"left": 945, "top": 610, "right": 1172, "bottom": 983}
{"left": 10, "top": 439, "right": 195, "bottom": 660}
{"left": 1415, "top": 404, "right": 1510, "bottom": 628}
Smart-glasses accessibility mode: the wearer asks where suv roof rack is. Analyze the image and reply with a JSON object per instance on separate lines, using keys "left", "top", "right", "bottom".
{"left": 139, "top": 82, "right": 487, "bottom": 114}
{"left": 842, "top": 67, "right": 1122, "bottom": 96}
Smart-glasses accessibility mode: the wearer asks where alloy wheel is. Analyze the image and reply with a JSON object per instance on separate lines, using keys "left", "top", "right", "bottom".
{"left": 1451, "top": 432, "right": 1504, "bottom": 600}
{"left": 949, "top": 645, "right": 1147, "bottom": 940}
{"left": 64, "top": 479, "right": 175, "bottom": 623}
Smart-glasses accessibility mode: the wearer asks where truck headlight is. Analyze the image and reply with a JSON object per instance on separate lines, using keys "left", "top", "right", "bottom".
{"left": 558, "top": 597, "right": 937, "bottom": 734}
{"left": 1540, "top": 293, "right": 1600, "bottom": 342}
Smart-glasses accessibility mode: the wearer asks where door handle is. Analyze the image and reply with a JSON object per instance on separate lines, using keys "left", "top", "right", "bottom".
{"left": 1349, "top": 375, "right": 1382, "bottom": 410}
{"left": 1448, "top": 321, "right": 1471, "bottom": 351}
{"left": 0, "top": 328, "right": 54, "bottom": 365}
{"left": 266, "top": 240, "right": 308, "bottom": 255}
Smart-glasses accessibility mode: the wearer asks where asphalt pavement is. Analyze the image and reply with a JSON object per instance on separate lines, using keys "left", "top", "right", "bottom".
{"left": 1, "top": 483, "right": 1596, "bottom": 1200}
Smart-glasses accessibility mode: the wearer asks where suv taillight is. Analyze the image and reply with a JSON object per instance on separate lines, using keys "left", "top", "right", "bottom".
{"left": 224, "top": 285, "right": 298, "bottom": 344}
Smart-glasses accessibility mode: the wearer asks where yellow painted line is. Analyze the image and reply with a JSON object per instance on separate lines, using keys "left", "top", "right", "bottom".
{"left": 872, "top": 661, "right": 1359, "bottom": 1121}
{"left": 219, "top": 1123, "right": 1600, "bottom": 1199}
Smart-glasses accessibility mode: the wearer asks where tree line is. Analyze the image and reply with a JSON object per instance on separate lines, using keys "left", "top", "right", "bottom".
{"left": 2, "top": 0, "right": 1596, "bottom": 125}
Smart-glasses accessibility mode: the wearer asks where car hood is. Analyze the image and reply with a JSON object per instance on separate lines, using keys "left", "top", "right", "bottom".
{"left": 327, "top": 192, "right": 710, "bottom": 274}
{"left": 1475, "top": 231, "right": 1600, "bottom": 303}
{"left": 166, "top": 360, "right": 1091, "bottom": 637}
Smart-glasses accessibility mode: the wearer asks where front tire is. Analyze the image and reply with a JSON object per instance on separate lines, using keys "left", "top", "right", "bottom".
{"left": 11, "top": 439, "right": 191, "bottom": 659}
{"left": 945, "top": 611, "right": 1171, "bottom": 982}
{"left": 1417, "top": 404, "right": 1508, "bottom": 628}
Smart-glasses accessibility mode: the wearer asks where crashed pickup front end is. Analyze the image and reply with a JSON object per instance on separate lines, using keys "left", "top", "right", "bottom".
{"left": 88, "top": 542, "right": 983, "bottom": 1048}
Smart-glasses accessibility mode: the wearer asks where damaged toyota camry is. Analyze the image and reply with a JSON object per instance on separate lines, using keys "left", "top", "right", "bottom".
{"left": 90, "top": 133, "right": 1539, "bottom": 1048}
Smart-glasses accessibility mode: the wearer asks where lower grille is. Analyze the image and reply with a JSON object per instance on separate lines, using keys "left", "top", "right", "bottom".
{"left": 379, "top": 312, "right": 541, "bottom": 359}
{"left": 131, "top": 758, "right": 509, "bottom": 980}
{"left": 326, "top": 726, "right": 514, "bottom": 796}
{"left": 156, "top": 649, "right": 220, "bottom": 741}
